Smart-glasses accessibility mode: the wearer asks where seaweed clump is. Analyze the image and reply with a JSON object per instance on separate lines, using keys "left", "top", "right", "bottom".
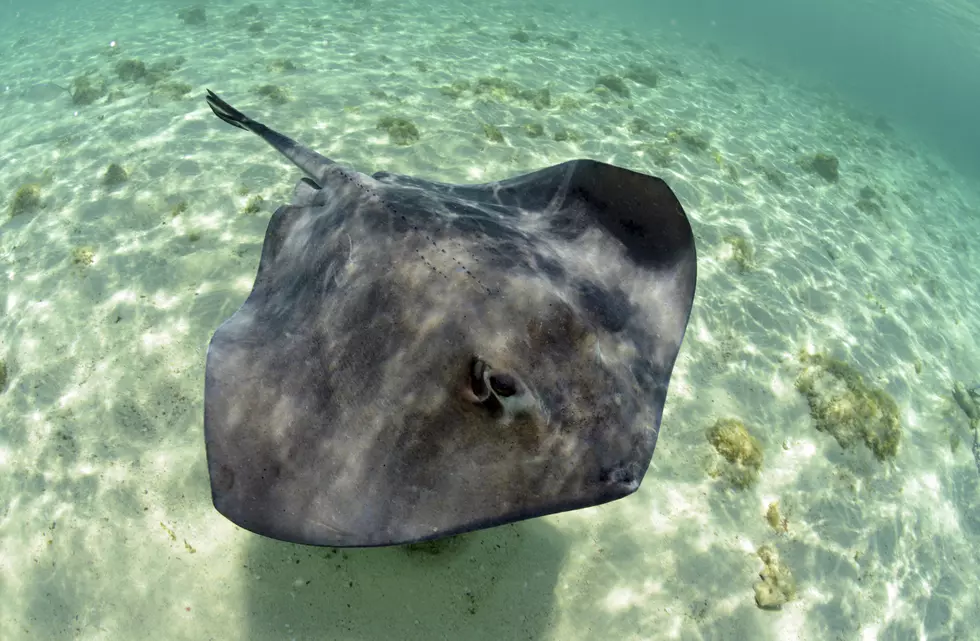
{"left": 625, "top": 63, "right": 659, "bottom": 88}
{"left": 594, "top": 74, "right": 630, "bottom": 98}
{"left": 483, "top": 123, "right": 504, "bottom": 143}
{"left": 799, "top": 152, "right": 839, "bottom": 183}
{"left": 707, "top": 418, "right": 763, "bottom": 489}
{"left": 377, "top": 116, "right": 420, "bottom": 145}
{"left": 8, "top": 183, "right": 41, "bottom": 217}
{"left": 471, "top": 77, "right": 550, "bottom": 109}
{"left": 102, "top": 163, "right": 128, "bottom": 189}
{"left": 177, "top": 6, "right": 206, "bottom": 25}
{"left": 855, "top": 185, "right": 884, "bottom": 218}
{"left": 667, "top": 128, "right": 711, "bottom": 153}
{"left": 724, "top": 233, "right": 754, "bottom": 272}
{"left": 70, "top": 75, "right": 107, "bottom": 106}
{"left": 115, "top": 59, "right": 147, "bottom": 82}
{"left": 795, "top": 351, "right": 901, "bottom": 461}
{"left": 242, "top": 195, "right": 264, "bottom": 214}
{"left": 754, "top": 545, "right": 796, "bottom": 609}
{"left": 523, "top": 122, "right": 544, "bottom": 138}
{"left": 255, "top": 84, "right": 288, "bottom": 105}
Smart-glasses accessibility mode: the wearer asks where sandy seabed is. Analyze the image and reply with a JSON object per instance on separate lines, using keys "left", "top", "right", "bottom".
{"left": 1, "top": 1, "right": 980, "bottom": 639}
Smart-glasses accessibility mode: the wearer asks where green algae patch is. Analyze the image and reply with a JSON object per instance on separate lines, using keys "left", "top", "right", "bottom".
{"left": 255, "top": 84, "right": 288, "bottom": 105}
{"left": 242, "top": 194, "right": 265, "bottom": 215}
{"left": 377, "top": 116, "right": 420, "bottom": 145}
{"left": 71, "top": 246, "right": 95, "bottom": 267}
{"left": 707, "top": 418, "right": 763, "bottom": 489}
{"left": 70, "top": 74, "right": 108, "bottom": 106}
{"left": 754, "top": 544, "right": 796, "bottom": 609}
{"left": 724, "top": 233, "right": 754, "bottom": 272}
{"left": 103, "top": 163, "right": 128, "bottom": 189}
{"left": 795, "top": 351, "right": 901, "bottom": 461}
{"left": 482, "top": 123, "right": 504, "bottom": 143}
{"left": 765, "top": 501, "right": 786, "bottom": 532}
{"left": 594, "top": 74, "right": 630, "bottom": 98}
{"left": 798, "top": 152, "right": 839, "bottom": 183}
{"left": 9, "top": 183, "right": 42, "bottom": 217}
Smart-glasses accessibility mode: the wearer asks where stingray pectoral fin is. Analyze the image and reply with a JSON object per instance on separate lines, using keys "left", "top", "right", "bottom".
{"left": 205, "top": 89, "right": 337, "bottom": 187}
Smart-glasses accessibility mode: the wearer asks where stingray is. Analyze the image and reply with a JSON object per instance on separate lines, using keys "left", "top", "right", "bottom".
{"left": 203, "top": 89, "right": 697, "bottom": 547}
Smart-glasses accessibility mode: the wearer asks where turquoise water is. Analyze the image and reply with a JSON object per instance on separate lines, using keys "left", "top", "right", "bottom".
{"left": 1, "top": 0, "right": 979, "bottom": 639}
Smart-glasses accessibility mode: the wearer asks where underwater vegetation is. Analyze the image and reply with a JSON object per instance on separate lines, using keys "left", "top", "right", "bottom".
{"left": 509, "top": 28, "right": 530, "bottom": 43}
{"left": 855, "top": 185, "right": 885, "bottom": 218}
{"left": 255, "top": 84, "right": 289, "bottom": 105}
{"left": 552, "top": 127, "right": 581, "bottom": 143}
{"left": 466, "top": 77, "right": 551, "bottom": 110}
{"left": 754, "top": 545, "right": 796, "bottom": 609}
{"left": 798, "top": 152, "right": 840, "bottom": 183}
{"left": 377, "top": 116, "right": 420, "bottom": 145}
{"left": 594, "top": 74, "right": 630, "bottom": 98}
{"left": 667, "top": 127, "right": 711, "bottom": 153}
{"left": 724, "top": 233, "right": 754, "bottom": 272}
{"left": 102, "top": 163, "right": 128, "bottom": 189}
{"left": 482, "top": 123, "right": 505, "bottom": 143}
{"left": 8, "top": 183, "right": 41, "bottom": 217}
{"left": 70, "top": 74, "right": 108, "bottom": 106}
{"left": 795, "top": 351, "right": 901, "bottom": 461}
{"left": 707, "top": 418, "right": 764, "bottom": 489}
{"left": 115, "top": 58, "right": 147, "bottom": 82}
{"left": 170, "top": 200, "right": 189, "bottom": 217}
{"left": 71, "top": 246, "right": 95, "bottom": 266}
{"left": 627, "top": 117, "right": 652, "bottom": 135}
{"left": 523, "top": 122, "right": 545, "bottom": 138}
{"left": 624, "top": 63, "right": 660, "bottom": 88}
{"left": 0, "top": 359, "right": 7, "bottom": 392}
{"left": 177, "top": 6, "right": 206, "bottom": 25}
{"left": 765, "top": 501, "right": 787, "bottom": 532}
{"left": 242, "top": 194, "right": 264, "bottom": 214}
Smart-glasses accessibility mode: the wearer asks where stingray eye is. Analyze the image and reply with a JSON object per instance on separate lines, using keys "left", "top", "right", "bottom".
{"left": 488, "top": 373, "right": 518, "bottom": 398}
{"left": 468, "top": 357, "right": 491, "bottom": 402}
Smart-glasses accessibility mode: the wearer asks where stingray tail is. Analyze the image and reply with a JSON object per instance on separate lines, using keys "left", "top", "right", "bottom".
{"left": 205, "top": 89, "right": 340, "bottom": 185}
{"left": 206, "top": 89, "right": 256, "bottom": 132}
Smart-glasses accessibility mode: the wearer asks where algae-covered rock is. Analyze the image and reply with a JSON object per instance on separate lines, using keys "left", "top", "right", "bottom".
{"left": 667, "top": 128, "right": 711, "bottom": 153}
{"left": 799, "top": 153, "right": 839, "bottom": 183}
{"left": 70, "top": 75, "right": 107, "bottom": 106}
{"left": 765, "top": 501, "right": 786, "bottom": 532}
{"left": 115, "top": 58, "right": 147, "bottom": 82}
{"left": 377, "top": 116, "right": 420, "bottom": 145}
{"left": 482, "top": 123, "right": 504, "bottom": 143}
{"left": 523, "top": 122, "right": 544, "bottom": 138}
{"left": 754, "top": 544, "right": 796, "bottom": 609}
{"left": 9, "top": 183, "right": 42, "bottom": 217}
{"left": 552, "top": 127, "right": 580, "bottom": 143}
{"left": 255, "top": 84, "right": 288, "bottom": 105}
{"left": 0, "top": 359, "right": 7, "bottom": 392}
{"left": 177, "top": 6, "right": 206, "bottom": 25}
{"left": 594, "top": 74, "right": 630, "bottom": 98}
{"left": 102, "top": 163, "right": 128, "bottom": 189}
{"left": 723, "top": 233, "right": 754, "bottom": 272}
{"left": 625, "top": 63, "right": 659, "bottom": 88}
{"left": 795, "top": 351, "right": 901, "bottom": 461}
{"left": 242, "top": 194, "right": 264, "bottom": 214}
{"left": 707, "top": 418, "right": 763, "bottom": 489}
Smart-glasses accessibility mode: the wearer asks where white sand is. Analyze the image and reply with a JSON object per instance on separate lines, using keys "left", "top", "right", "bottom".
{"left": 2, "top": 1, "right": 980, "bottom": 639}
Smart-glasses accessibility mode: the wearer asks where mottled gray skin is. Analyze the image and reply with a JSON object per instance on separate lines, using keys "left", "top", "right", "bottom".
{"left": 203, "top": 90, "right": 697, "bottom": 547}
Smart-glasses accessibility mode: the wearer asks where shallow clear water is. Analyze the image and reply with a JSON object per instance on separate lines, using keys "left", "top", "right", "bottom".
{"left": 1, "top": 0, "right": 979, "bottom": 639}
